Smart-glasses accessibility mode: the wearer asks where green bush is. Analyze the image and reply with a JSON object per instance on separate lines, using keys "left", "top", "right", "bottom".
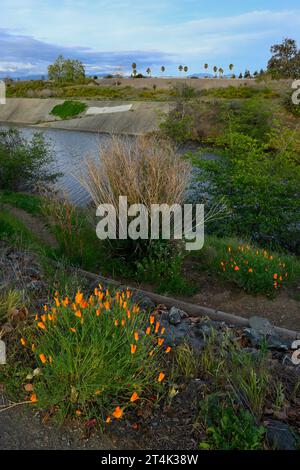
{"left": 24, "top": 287, "right": 167, "bottom": 421}
{"left": 190, "top": 131, "right": 300, "bottom": 253}
{"left": 283, "top": 92, "right": 300, "bottom": 117}
{"left": 203, "top": 86, "right": 278, "bottom": 99}
{"left": 50, "top": 100, "right": 87, "bottom": 119}
{"left": 0, "top": 128, "right": 59, "bottom": 191}
{"left": 136, "top": 241, "right": 194, "bottom": 295}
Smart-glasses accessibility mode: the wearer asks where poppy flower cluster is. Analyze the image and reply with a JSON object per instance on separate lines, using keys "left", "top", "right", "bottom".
{"left": 21, "top": 285, "right": 169, "bottom": 421}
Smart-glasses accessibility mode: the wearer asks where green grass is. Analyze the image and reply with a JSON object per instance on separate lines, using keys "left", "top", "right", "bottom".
{"left": 0, "top": 191, "right": 42, "bottom": 215}
{"left": 50, "top": 100, "right": 87, "bottom": 119}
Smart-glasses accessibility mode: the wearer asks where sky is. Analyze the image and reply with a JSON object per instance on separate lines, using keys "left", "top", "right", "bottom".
{"left": 1, "top": 0, "right": 300, "bottom": 78}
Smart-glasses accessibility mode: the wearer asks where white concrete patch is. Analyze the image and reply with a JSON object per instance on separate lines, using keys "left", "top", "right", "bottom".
{"left": 86, "top": 104, "right": 133, "bottom": 115}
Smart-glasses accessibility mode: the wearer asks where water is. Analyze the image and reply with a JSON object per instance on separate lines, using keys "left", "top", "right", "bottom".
{"left": 1, "top": 125, "right": 219, "bottom": 206}
{"left": 1, "top": 125, "right": 111, "bottom": 205}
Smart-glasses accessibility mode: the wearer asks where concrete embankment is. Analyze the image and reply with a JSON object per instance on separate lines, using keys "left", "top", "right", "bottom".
{"left": 0, "top": 98, "right": 171, "bottom": 135}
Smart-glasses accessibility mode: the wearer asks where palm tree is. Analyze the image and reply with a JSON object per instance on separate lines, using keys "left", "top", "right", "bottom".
{"left": 178, "top": 65, "right": 183, "bottom": 74}
{"left": 204, "top": 63, "right": 208, "bottom": 77}
{"left": 229, "top": 63, "right": 234, "bottom": 78}
{"left": 183, "top": 65, "right": 188, "bottom": 76}
{"left": 213, "top": 66, "right": 218, "bottom": 78}
{"left": 146, "top": 67, "right": 151, "bottom": 77}
{"left": 219, "top": 67, "right": 224, "bottom": 78}
{"left": 161, "top": 66, "right": 165, "bottom": 74}
{"left": 131, "top": 62, "right": 137, "bottom": 77}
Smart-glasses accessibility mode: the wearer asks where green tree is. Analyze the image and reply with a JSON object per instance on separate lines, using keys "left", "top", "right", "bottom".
{"left": 267, "top": 38, "right": 300, "bottom": 78}
{"left": 146, "top": 67, "right": 151, "bottom": 77}
{"left": 229, "top": 63, "right": 234, "bottom": 77}
{"left": 219, "top": 67, "right": 224, "bottom": 78}
{"left": 48, "top": 55, "right": 85, "bottom": 83}
{"left": 161, "top": 65, "right": 165, "bottom": 75}
{"left": 183, "top": 65, "right": 188, "bottom": 75}
{"left": 213, "top": 66, "right": 218, "bottom": 77}
{"left": 178, "top": 65, "right": 183, "bottom": 73}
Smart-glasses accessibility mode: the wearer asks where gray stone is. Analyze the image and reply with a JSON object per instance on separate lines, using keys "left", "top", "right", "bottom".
{"left": 249, "top": 316, "right": 275, "bottom": 336}
{"left": 161, "top": 319, "right": 192, "bottom": 347}
{"left": 168, "top": 307, "right": 188, "bottom": 325}
{"left": 266, "top": 420, "right": 297, "bottom": 450}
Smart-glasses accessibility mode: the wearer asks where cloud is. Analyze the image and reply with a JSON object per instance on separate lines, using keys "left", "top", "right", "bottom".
{"left": 0, "top": 29, "right": 174, "bottom": 77}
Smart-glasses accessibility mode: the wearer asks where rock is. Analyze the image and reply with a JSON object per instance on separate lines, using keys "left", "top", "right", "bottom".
{"left": 161, "top": 319, "right": 192, "bottom": 347}
{"left": 249, "top": 316, "right": 275, "bottom": 336}
{"left": 266, "top": 420, "right": 297, "bottom": 450}
{"left": 131, "top": 293, "right": 155, "bottom": 310}
{"left": 244, "top": 327, "right": 291, "bottom": 351}
{"left": 168, "top": 307, "right": 188, "bottom": 325}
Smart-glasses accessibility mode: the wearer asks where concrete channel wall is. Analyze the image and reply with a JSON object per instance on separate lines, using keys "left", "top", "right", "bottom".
{"left": 0, "top": 98, "right": 171, "bottom": 135}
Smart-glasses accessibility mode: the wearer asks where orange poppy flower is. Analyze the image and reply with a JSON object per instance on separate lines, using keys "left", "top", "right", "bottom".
{"left": 131, "top": 344, "right": 137, "bottom": 354}
{"left": 41, "top": 314, "right": 47, "bottom": 323}
{"left": 160, "top": 327, "right": 166, "bottom": 335}
{"left": 75, "top": 291, "right": 83, "bottom": 305}
{"left": 80, "top": 300, "right": 88, "bottom": 309}
{"left": 69, "top": 327, "right": 76, "bottom": 333}
{"left": 30, "top": 393, "right": 37, "bottom": 403}
{"left": 48, "top": 313, "right": 53, "bottom": 321}
{"left": 155, "top": 322, "right": 160, "bottom": 333}
{"left": 273, "top": 273, "right": 278, "bottom": 280}
{"left": 158, "top": 338, "right": 164, "bottom": 346}
{"left": 149, "top": 315, "right": 155, "bottom": 324}
{"left": 114, "top": 319, "right": 119, "bottom": 326}
{"left": 112, "top": 406, "right": 123, "bottom": 419}
{"left": 96, "top": 308, "right": 102, "bottom": 316}
{"left": 54, "top": 297, "right": 60, "bottom": 307}
{"left": 104, "top": 301, "right": 110, "bottom": 311}
{"left": 39, "top": 353, "right": 47, "bottom": 364}
{"left": 234, "top": 266, "right": 240, "bottom": 271}
{"left": 75, "top": 410, "right": 81, "bottom": 416}
{"left": 158, "top": 372, "right": 165, "bottom": 383}
{"left": 123, "top": 301, "right": 127, "bottom": 309}
{"left": 43, "top": 305, "right": 48, "bottom": 312}
{"left": 106, "top": 416, "right": 111, "bottom": 424}
{"left": 165, "top": 346, "right": 172, "bottom": 353}
{"left": 145, "top": 326, "right": 151, "bottom": 335}
{"left": 130, "top": 392, "right": 139, "bottom": 402}
{"left": 127, "top": 310, "right": 131, "bottom": 319}
{"left": 134, "top": 332, "right": 139, "bottom": 342}
{"left": 20, "top": 338, "right": 26, "bottom": 346}
{"left": 133, "top": 305, "right": 140, "bottom": 314}
{"left": 248, "top": 268, "right": 253, "bottom": 273}
{"left": 75, "top": 310, "right": 82, "bottom": 318}
{"left": 121, "top": 319, "right": 126, "bottom": 327}
{"left": 37, "top": 322, "right": 46, "bottom": 330}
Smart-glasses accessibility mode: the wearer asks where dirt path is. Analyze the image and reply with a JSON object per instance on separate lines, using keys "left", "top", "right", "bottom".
{"left": 2, "top": 204, "right": 58, "bottom": 249}
{"left": 0, "top": 396, "right": 114, "bottom": 449}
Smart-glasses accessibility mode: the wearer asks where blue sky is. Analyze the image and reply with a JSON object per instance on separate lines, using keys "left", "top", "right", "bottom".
{"left": 1, "top": 0, "right": 300, "bottom": 77}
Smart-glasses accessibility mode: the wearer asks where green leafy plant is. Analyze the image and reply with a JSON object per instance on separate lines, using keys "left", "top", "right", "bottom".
{"left": 199, "top": 399, "right": 265, "bottom": 450}
{"left": 50, "top": 100, "right": 87, "bottom": 119}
